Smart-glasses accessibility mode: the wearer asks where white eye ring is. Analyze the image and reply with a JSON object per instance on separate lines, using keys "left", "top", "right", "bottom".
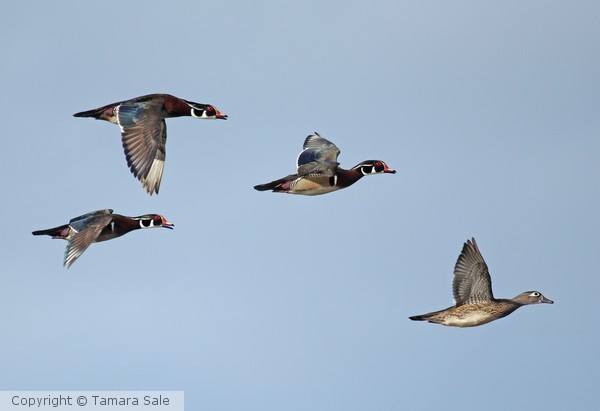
{"left": 531, "top": 292, "right": 540, "bottom": 297}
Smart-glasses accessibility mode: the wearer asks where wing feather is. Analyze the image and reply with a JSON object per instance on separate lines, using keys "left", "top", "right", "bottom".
{"left": 296, "top": 133, "right": 341, "bottom": 177}
{"left": 118, "top": 102, "right": 167, "bottom": 195}
{"left": 452, "top": 238, "right": 494, "bottom": 305}
{"left": 64, "top": 214, "right": 113, "bottom": 268}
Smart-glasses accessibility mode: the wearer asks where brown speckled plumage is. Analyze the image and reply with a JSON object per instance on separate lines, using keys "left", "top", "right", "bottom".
{"left": 409, "top": 238, "right": 553, "bottom": 327}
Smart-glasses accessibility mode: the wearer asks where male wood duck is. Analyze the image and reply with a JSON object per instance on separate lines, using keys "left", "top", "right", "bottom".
{"left": 254, "top": 133, "right": 396, "bottom": 195}
{"left": 32, "top": 209, "right": 173, "bottom": 268}
{"left": 74, "top": 94, "right": 228, "bottom": 195}
{"left": 409, "top": 238, "right": 553, "bottom": 327}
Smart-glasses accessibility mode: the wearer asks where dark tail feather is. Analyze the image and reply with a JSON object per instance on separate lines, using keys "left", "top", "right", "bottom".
{"left": 254, "top": 175, "right": 294, "bottom": 192}
{"left": 32, "top": 224, "right": 70, "bottom": 238}
{"left": 254, "top": 182, "right": 279, "bottom": 191}
{"left": 409, "top": 314, "right": 428, "bottom": 321}
{"left": 73, "top": 107, "right": 105, "bottom": 119}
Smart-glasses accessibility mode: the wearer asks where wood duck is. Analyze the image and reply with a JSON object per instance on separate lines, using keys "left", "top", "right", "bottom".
{"left": 409, "top": 238, "right": 553, "bottom": 327}
{"left": 74, "top": 94, "right": 228, "bottom": 195}
{"left": 32, "top": 209, "right": 173, "bottom": 268}
{"left": 254, "top": 133, "right": 396, "bottom": 195}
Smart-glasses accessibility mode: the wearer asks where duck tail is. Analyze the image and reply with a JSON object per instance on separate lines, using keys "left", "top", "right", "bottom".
{"left": 409, "top": 314, "right": 429, "bottom": 321}
{"left": 73, "top": 107, "right": 106, "bottom": 119}
{"left": 253, "top": 175, "right": 294, "bottom": 192}
{"left": 253, "top": 181, "right": 280, "bottom": 191}
{"left": 32, "top": 224, "right": 70, "bottom": 239}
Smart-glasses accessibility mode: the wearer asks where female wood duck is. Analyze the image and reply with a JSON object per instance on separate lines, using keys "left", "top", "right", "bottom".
{"left": 32, "top": 209, "right": 173, "bottom": 268}
{"left": 409, "top": 238, "right": 553, "bottom": 327}
{"left": 254, "top": 133, "right": 396, "bottom": 195}
{"left": 74, "top": 94, "right": 228, "bottom": 195}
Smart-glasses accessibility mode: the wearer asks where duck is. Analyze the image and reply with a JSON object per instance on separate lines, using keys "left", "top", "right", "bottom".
{"left": 254, "top": 133, "right": 396, "bottom": 195}
{"left": 32, "top": 209, "right": 173, "bottom": 268}
{"left": 409, "top": 238, "right": 553, "bottom": 327}
{"left": 74, "top": 94, "right": 228, "bottom": 195}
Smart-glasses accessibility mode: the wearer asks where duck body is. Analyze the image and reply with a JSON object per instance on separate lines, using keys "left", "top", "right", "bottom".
{"left": 256, "top": 167, "right": 366, "bottom": 196}
{"left": 409, "top": 300, "right": 521, "bottom": 327}
{"left": 254, "top": 133, "right": 396, "bottom": 196}
{"left": 409, "top": 238, "right": 553, "bottom": 327}
{"left": 32, "top": 209, "right": 173, "bottom": 268}
{"left": 74, "top": 94, "right": 227, "bottom": 195}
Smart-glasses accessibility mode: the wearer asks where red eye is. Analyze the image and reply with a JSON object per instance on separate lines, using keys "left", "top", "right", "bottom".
{"left": 376, "top": 161, "right": 382, "bottom": 167}
{"left": 154, "top": 215, "right": 161, "bottom": 221}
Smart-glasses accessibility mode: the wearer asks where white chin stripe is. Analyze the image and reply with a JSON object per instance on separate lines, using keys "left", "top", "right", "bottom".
{"left": 191, "top": 110, "right": 208, "bottom": 119}
{"left": 139, "top": 219, "right": 152, "bottom": 228}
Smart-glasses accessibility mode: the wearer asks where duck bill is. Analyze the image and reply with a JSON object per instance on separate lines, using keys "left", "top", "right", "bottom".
{"left": 541, "top": 296, "right": 554, "bottom": 304}
{"left": 384, "top": 167, "right": 397, "bottom": 174}
{"left": 216, "top": 111, "right": 228, "bottom": 120}
{"left": 162, "top": 219, "right": 174, "bottom": 229}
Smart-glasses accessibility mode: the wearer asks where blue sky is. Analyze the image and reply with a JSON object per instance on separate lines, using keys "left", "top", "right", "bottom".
{"left": 1, "top": 1, "right": 599, "bottom": 410}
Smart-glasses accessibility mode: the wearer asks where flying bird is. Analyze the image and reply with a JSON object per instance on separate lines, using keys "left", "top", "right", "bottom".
{"left": 32, "top": 209, "right": 173, "bottom": 268}
{"left": 254, "top": 133, "right": 396, "bottom": 195}
{"left": 74, "top": 94, "right": 227, "bottom": 195}
{"left": 409, "top": 238, "right": 553, "bottom": 327}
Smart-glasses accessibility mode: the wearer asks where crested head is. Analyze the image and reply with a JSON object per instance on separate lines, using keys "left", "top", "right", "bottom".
{"left": 352, "top": 160, "right": 396, "bottom": 176}
{"left": 184, "top": 100, "right": 228, "bottom": 120}
{"left": 512, "top": 291, "right": 554, "bottom": 305}
{"left": 134, "top": 214, "right": 174, "bottom": 229}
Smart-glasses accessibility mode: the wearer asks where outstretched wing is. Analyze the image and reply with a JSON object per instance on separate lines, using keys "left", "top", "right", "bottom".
{"left": 452, "top": 238, "right": 494, "bottom": 305}
{"left": 296, "top": 133, "right": 340, "bottom": 177}
{"left": 64, "top": 214, "right": 113, "bottom": 268}
{"left": 117, "top": 100, "right": 167, "bottom": 195}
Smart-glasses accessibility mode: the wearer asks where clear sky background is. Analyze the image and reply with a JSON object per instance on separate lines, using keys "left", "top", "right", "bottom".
{"left": 1, "top": 1, "right": 599, "bottom": 410}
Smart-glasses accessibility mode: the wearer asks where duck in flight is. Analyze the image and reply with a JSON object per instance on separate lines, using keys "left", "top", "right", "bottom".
{"left": 32, "top": 209, "right": 173, "bottom": 268}
{"left": 409, "top": 238, "right": 553, "bottom": 327}
{"left": 254, "top": 133, "right": 396, "bottom": 195}
{"left": 74, "top": 94, "right": 227, "bottom": 195}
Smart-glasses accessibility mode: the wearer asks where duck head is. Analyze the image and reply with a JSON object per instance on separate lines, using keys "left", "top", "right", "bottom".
{"left": 185, "top": 101, "right": 228, "bottom": 120}
{"left": 352, "top": 160, "right": 396, "bottom": 176}
{"left": 135, "top": 214, "right": 174, "bottom": 229}
{"left": 513, "top": 291, "right": 554, "bottom": 305}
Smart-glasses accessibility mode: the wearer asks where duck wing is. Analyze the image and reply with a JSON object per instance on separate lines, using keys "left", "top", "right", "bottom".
{"left": 64, "top": 213, "right": 114, "bottom": 268}
{"left": 117, "top": 99, "right": 167, "bottom": 195}
{"left": 296, "top": 133, "right": 340, "bottom": 177}
{"left": 452, "top": 238, "right": 494, "bottom": 306}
